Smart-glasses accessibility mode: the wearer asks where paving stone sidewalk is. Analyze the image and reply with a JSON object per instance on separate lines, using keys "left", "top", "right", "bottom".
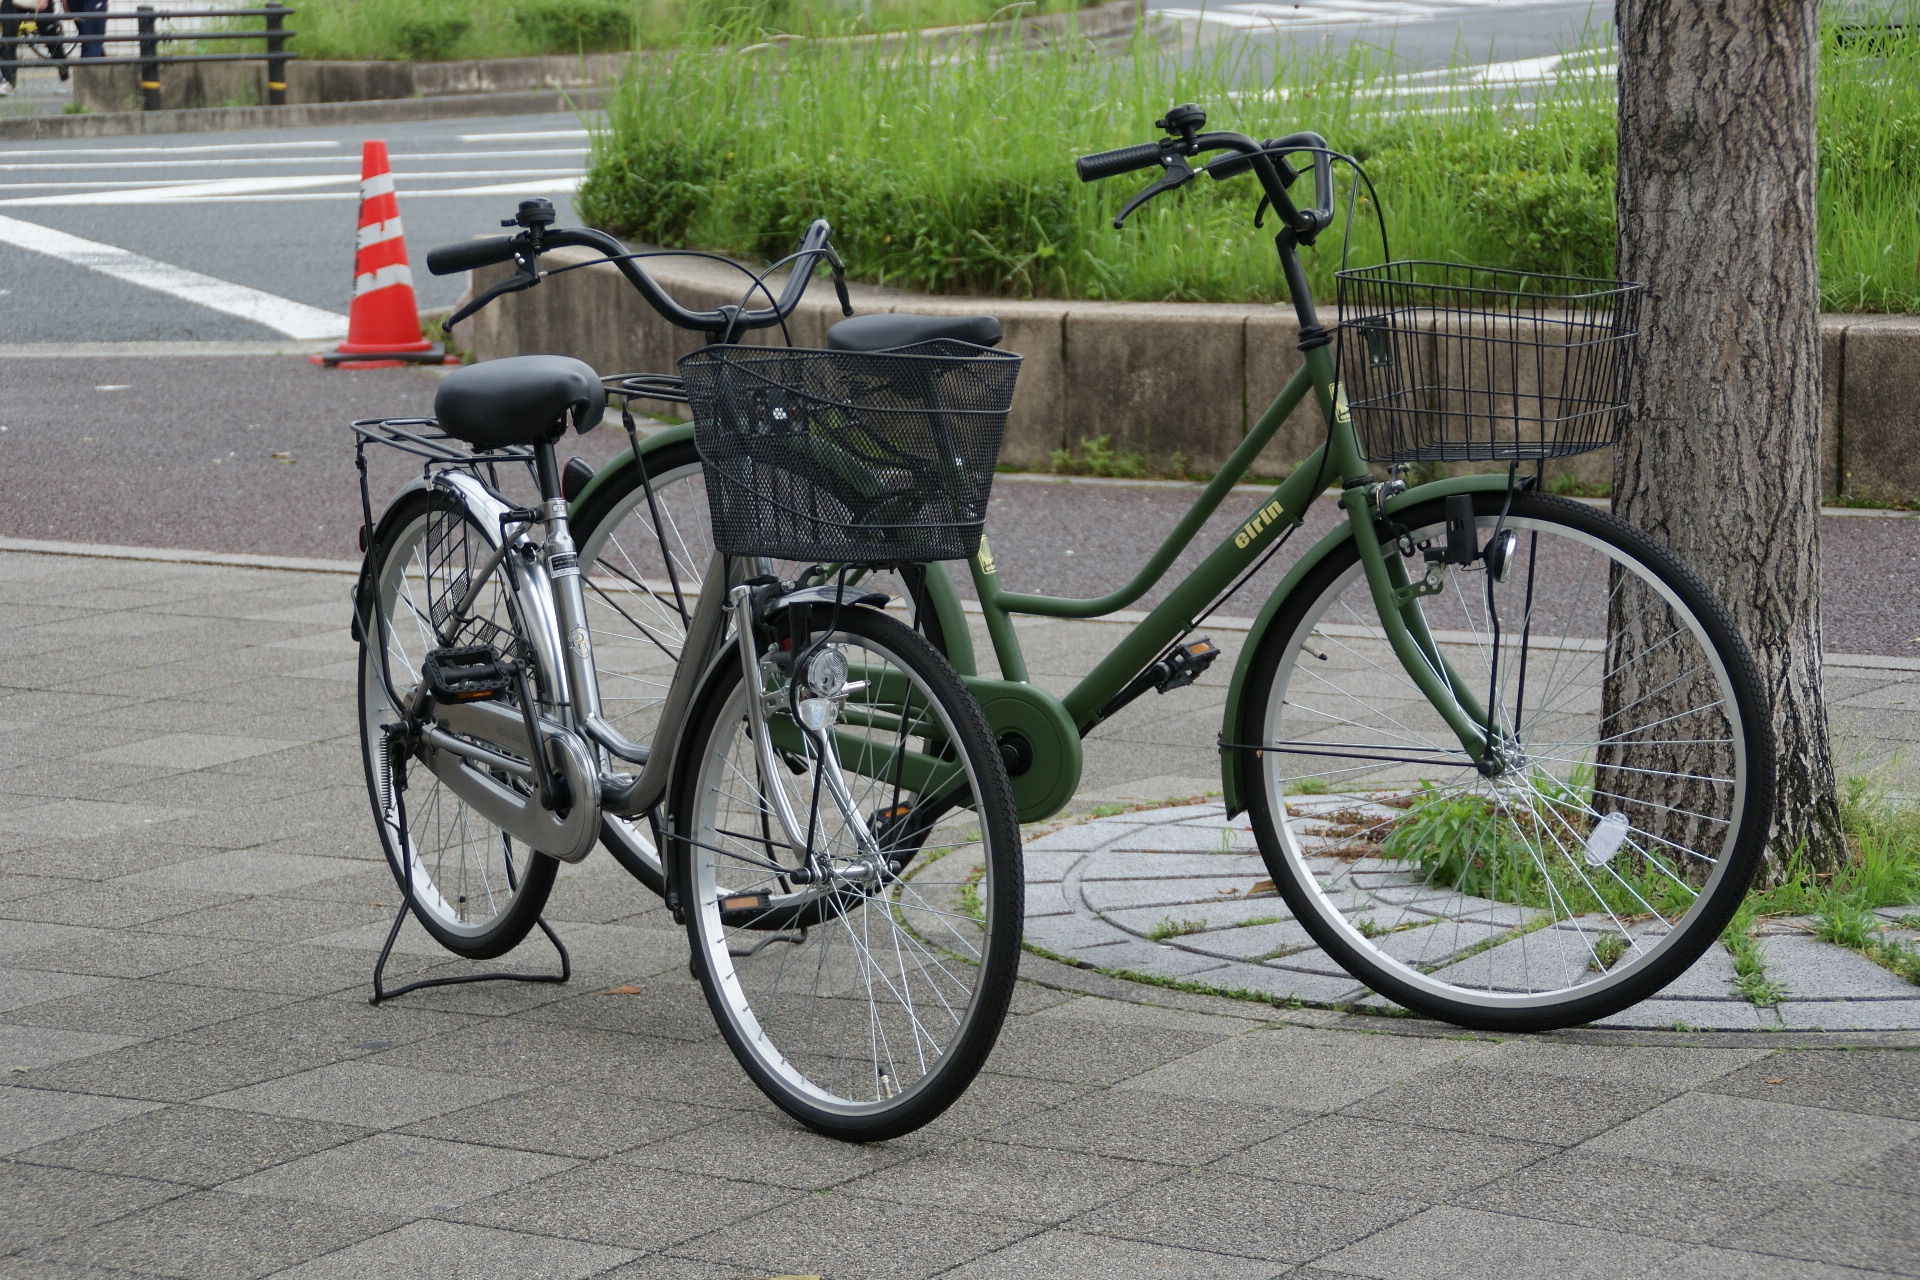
{"left": 2, "top": 546, "right": 1919, "bottom": 1280}
{"left": 1024, "top": 804, "right": 1920, "bottom": 1034}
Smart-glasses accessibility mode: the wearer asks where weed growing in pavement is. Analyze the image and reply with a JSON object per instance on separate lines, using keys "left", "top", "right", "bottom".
{"left": 1146, "top": 916, "right": 1209, "bottom": 941}
{"left": 1049, "top": 435, "right": 1151, "bottom": 480}
{"left": 1236, "top": 915, "right": 1283, "bottom": 928}
{"left": 1723, "top": 773, "right": 1920, "bottom": 992}
{"left": 1588, "top": 932, "right": 1629, "bottom": 971}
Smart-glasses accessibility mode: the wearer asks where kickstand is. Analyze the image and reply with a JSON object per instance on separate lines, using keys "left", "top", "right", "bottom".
{"left": 368, "top": 901, "right": 570, "bottom": 1005}
{"left": 368, "top": 747, "right": 571, "bottom": 1005}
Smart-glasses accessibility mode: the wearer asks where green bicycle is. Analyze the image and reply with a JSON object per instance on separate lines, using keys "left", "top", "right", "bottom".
{"left": 568, "top": 105, "right": 1774, "bottom": 1033}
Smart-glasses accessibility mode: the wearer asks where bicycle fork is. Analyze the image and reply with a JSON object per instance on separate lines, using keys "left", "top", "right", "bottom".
{"left": 729, "top": 585, "right": 887, "bottom": 880}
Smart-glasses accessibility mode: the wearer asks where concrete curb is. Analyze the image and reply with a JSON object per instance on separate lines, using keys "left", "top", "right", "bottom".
{"left": 0, "top": 86, "right": 605, "bottom": 141}
{"left": 462, "top": 246, "right": 1920, "bottom": 502}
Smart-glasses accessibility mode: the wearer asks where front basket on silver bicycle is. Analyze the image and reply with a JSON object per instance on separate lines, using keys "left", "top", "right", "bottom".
{"left": 679, "top": 338, "right": 1021, "bottom": 565}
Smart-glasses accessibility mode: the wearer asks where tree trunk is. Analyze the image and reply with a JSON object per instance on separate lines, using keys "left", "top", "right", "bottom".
{"left": 1613, "top": 0, "right": 1842, "bottom": 879}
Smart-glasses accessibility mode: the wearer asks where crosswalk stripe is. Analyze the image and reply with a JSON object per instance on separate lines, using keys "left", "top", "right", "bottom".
{"left": 0, "top": 213, "right": 347, "bottom": 339}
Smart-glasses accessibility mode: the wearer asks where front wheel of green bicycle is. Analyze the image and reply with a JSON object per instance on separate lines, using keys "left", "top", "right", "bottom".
{"left": 1239, "top": 491, "right": 1772, "bottom": 1032}
{"left": 669, "top": 605, "right": 1023, "bottom": 1140}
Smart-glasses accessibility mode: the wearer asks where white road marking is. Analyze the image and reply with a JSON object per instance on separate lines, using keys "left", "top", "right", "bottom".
{"left": 0, "top": 213, "right": 347, "bottom": 339}
{"left": 0, "top": 149, "right": 588, "bottom": 172}
{"left": 0, "top": 141, "right": 340, "bottom": 159}
{"left": 1153, "top": 0, "right": 1532, "bottom": 27}
{"left": 458, "top": 129, "right": 592, "bottom": 141}
{"left": 0, "top": 170, "right": 584, "bottom": 206}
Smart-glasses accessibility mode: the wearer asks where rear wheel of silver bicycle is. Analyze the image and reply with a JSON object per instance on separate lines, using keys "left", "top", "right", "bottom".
{"left": 1239, "top": 492, "right": 1771, "bottom": 1032}
{"left": 357, "top": 489, "right": 556, "bottom": 959}
{"left": 669, "top": 605, "right": 1022, "bottom": 1140}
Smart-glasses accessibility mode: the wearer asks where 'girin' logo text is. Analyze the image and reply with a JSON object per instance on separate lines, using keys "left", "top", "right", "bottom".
{"left": 1234, "top": 500, "right": 1285, "bottom": 549}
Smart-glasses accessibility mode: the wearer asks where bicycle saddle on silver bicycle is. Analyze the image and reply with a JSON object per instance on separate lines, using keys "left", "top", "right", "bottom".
{"left": 434, "top": 354, "right": 606, "bottom": 448}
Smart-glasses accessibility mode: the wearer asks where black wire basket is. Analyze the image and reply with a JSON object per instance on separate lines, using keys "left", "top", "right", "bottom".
{"left": 680, "top": 339, "right": 1022, "bottom": 565}
{"left": 1334, "top": 261, "right": 1644, "bottom": 465}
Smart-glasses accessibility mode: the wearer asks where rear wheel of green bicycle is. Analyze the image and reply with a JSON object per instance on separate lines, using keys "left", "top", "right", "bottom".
{"left": 1239, "top": 491, "right": 1771, "bottom": 1032}
{"left": 669, "top": 605, "right": 1022, "bottom": 1140}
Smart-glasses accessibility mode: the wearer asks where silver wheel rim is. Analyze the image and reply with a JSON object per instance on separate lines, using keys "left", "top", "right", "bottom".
{"left": 1257, "top": 512, "right": 1750, "bottom": 1012}
{"left": 361, "top": 506, "right": 538, "bottom": 938}
{"left": 687, "top": 629, "right": 999, "bottom": 1116}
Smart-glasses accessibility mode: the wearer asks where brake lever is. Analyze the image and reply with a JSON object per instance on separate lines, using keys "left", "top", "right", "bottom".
{"left": 440, "top": 258, "right": 539, "bottom": 333}
{"left": 824, "top": 244, "right": 854, "bottom": 317}
{"left": 1113, "top": 150, "right": 1197, "bottom": 229}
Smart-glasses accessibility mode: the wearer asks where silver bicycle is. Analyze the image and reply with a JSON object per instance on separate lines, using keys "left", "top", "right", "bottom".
{"left": 352, "top": 201, "right": 1023, "bottom": 1141}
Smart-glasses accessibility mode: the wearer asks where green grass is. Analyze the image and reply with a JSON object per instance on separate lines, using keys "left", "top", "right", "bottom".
{"left": 582, "top": 7, "right": 1920, "bottom": 313}
{"left": 1376, "top": 772, "right": 1695, "bottom": 922}
{"left": 1145, "top": 915, "right": 1208, "bottom": 941}
{"left": 275, "top": 0, "right": 1102, "bottom": 61}
{"left": 1722, "top": 773, "right": 1920, "bottom": 995}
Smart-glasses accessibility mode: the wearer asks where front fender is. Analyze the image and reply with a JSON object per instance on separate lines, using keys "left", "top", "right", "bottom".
{"left": 1218, "top": 472, "right": 1516, "bottom": 815}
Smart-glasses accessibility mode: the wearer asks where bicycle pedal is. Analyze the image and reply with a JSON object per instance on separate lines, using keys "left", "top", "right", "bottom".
{"left": 1154, "top": 636, "right": 1219, "bottom": 694}
{"left": 421, "top": 645, "right": 512, "bottom": 704}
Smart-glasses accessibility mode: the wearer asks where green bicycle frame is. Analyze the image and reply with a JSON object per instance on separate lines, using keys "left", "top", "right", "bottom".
{"left": 915, "top": 337, "right": 1509, "bottom": 821}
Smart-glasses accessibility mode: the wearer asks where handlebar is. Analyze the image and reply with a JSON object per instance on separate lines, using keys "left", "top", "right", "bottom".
{"left": 1074, "top": 141, "right": 1163, "bottom": 183}
{"left": 425, "top": 235, "right": 518, "bottom": 277}
{"left": 1074, "top": 117, "right": 1336, "bottom": 241}
{"left": 428, "top": 209, "right": 840, "bottom": 339}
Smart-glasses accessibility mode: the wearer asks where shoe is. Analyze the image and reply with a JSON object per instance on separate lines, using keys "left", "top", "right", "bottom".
{"left": 0, "top": 82, "right": 14, "bottom": 98}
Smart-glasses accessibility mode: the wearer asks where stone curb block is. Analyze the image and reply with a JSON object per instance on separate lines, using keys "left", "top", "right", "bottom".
{"left": 461, "top": 246, "right": 1917, "bottom": 499}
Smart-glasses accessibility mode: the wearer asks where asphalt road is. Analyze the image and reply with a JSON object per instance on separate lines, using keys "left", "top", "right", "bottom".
{"left": 2, "top": 353, "right": 1915, "bottom": 660}
{"left": 0, "top": 113, "right": 587, "bottom": 344}
{"left": 1158, "top": 0, "right": 1610, "bottom": 93}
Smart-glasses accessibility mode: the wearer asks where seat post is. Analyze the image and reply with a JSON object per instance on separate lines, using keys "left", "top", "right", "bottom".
{"left": 532, "top": 436, "right": 564, "bottom": 505}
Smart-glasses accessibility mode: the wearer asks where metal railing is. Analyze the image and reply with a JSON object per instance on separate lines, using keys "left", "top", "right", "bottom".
{"left": 3, "top": 3, "right": 294, "bottom": 109}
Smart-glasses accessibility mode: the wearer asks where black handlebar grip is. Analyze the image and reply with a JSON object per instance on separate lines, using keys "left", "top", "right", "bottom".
{"left": 1075, "top": 141, "right": 1163, "bottom": 183}
{"left": 426, "top": 236, "right": 518, "bottom": 276}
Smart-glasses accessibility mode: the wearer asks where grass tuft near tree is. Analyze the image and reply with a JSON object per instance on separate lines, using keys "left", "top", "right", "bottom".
{"left": 579, "top": 11, "right": 1920, "bottom": 313}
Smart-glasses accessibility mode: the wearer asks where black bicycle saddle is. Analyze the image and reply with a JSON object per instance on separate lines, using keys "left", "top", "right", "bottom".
{"left": 434, "top": 355, "right": 606, "bottom": 449}
{"left": 826, "top": 313, "right": 1002, "bottom": 352}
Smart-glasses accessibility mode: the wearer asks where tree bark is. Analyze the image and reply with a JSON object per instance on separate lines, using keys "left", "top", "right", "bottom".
{"left": 1613, "top": 0, "right": 1842, "bottom": 878}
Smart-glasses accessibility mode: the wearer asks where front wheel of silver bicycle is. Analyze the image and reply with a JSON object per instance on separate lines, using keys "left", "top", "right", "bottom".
{"left": 1239, "top": 491, "right": 1772, "bottom": 1032}
{"left": 669, "top": 605, "right": 1023, "bottom": 1140}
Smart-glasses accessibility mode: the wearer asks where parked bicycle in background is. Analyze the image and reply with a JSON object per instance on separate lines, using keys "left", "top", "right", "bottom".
{"left": 564, "top": 105, "right": 1776, "bottom": 1034}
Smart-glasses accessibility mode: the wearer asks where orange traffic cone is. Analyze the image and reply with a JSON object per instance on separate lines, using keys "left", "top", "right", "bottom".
{"left": 315, "top": 140, "right": 454, "bottom": 368}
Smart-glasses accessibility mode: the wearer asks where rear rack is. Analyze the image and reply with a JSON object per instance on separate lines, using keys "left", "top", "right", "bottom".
{"left": 602, "top": 372, "right": 690, "bottom": 407}
{"left": 352, "top": 417, "right": 538, "bottom": 553}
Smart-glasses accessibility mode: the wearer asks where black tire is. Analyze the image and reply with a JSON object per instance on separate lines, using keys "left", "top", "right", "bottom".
{"left": 1238, "top": 491, "right": 1772, "bottom": 1032}
{"left": 669, "top": 605, "right": 1022, "bottom": 1140}
{"left": 571, "top": 441, "right": 958, "bottom": 894}
{"left": 357, "top": 488, "right": 557, "bottom": 960}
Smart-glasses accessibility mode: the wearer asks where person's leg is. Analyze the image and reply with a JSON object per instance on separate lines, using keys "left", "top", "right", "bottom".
{"left": 0, "top": 1, "right": 23, "bottom": 91}
{"left": 68, "top": 0, "right": 102, "bottom": 61}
